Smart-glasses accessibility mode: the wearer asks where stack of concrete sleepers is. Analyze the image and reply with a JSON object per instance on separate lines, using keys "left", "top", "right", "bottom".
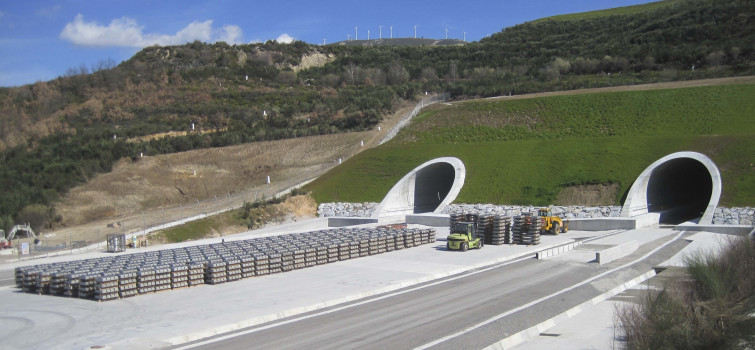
{"left": 14, "top": 227, "right": 435, "bottom": 302}
{"left": 512, "top": 213, "right": 541, "bottom": 245}
{"left": 491, "top": 215, "right": 512, "bottom": 245}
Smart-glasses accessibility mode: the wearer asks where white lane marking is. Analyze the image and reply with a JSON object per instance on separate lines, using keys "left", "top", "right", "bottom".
{"left": 415, "top": 230, "right": 686, "bottom": 350}
{"left": 172, "top": 255, "right": 535, "bottom": 349}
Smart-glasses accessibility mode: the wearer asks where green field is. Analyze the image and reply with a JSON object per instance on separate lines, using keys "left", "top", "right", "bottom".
{"left": 307, "top": 84, "right": 755, "bottom": 206}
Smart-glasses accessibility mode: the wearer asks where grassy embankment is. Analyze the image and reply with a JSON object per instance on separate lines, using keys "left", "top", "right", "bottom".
{"left": 307, "top": 83, "right": 755, "bottom": 206}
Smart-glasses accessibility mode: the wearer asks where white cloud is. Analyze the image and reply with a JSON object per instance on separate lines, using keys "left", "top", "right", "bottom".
{"left": 60, "top": 14, "right": 244, "bottom": 47}
{"left": 217, "top": 25, "right": 243, "bottom": 45}
{"left": 275, "top": 33, "right": 294, "bottom": 44}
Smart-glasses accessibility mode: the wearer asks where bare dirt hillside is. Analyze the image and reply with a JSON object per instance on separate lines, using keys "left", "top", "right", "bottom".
{"left": 30, "top": 98, "right": 419, "bottom": 252}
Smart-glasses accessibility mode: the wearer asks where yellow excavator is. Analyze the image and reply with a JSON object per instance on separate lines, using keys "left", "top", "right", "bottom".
{"left": 538, "top": 208, "right": 568, "bottom": 235}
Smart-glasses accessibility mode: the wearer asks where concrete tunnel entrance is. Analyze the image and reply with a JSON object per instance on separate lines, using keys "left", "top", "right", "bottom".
{"left": 413, "top": 163, "right": 455, "bottom": 213}
{"left": 621, "top": 152, "right": 721, "bottom": 225}
{"left": 372, "top": 157, "right": 465, "bottom": 217}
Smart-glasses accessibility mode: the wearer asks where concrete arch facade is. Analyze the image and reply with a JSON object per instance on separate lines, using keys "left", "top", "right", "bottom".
{"left": 372, "top": 157, "right": 466, "bottom": 218}
{"left": 621, "top": 151, "right": 721, "bottom": 225}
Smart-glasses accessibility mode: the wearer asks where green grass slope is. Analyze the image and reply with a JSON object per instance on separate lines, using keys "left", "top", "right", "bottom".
{"left": 307, "top": 83, "right": 755, "bottom": 206}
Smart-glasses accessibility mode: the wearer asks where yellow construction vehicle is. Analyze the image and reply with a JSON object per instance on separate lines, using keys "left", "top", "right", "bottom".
{"left": 538, "top": 208, "right": 568, "bottom": 235}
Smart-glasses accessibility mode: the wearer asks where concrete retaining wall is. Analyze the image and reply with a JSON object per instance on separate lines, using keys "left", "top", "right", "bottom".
{"left": 406, "top": 214, "right": 450, "bottom": 227}
{"left": 327, "top": 217, "right": 379, "bottom": 227}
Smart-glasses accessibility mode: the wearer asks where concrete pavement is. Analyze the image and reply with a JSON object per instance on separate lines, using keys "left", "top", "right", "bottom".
{"left": 0, "top": 219, "right": 737, "bottom": 350}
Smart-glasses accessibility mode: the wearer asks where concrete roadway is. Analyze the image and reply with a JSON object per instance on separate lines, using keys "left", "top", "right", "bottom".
{"left": 0, "top": 270, "right": 14, "bottom": 287}
{"left": 180, "top": 232, "right": 688, "bottom": 350}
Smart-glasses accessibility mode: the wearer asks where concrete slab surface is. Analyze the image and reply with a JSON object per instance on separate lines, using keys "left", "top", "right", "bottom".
{"left": 0, "top": 219, "right": 737, "bottom": 350}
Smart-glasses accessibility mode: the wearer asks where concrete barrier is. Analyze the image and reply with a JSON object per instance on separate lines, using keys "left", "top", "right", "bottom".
{"left": 567, "top": 213, "right": 660, "bottom": 231}
{"left": 596, "top": 240, "right": 639, "bottom": 265}
{"left": 327, "top": 217, "right": 379, "bottom": 227}
{"left": 536, "top": 242, "right": 582, "bottom": 260}
{"left": 675, "top": 224, "right": 754, "bottom": 236}
{"left": 406, "top": 214, "right": 450, "bottom": 227}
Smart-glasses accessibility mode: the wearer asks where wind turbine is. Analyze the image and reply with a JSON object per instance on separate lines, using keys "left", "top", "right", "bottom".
{"left": 390, "top": 25, "right": 393, "bottom": 38}
{"left": 368, "top": 29, "right": 370, "bottom": 40}
{"left": 355, "top": 26, "right": 358, "bottom": 40}
{"left": 463, "top": 32, "right": 467, "bottom": 42}
{"left": 445, "top": 26, "right": 448, "bottom": 39}
{"left": 414, "top": 25, "right": 418, "bottom": 38}
{"left": 379, "top": 25, "right": 383, "bottom": 39}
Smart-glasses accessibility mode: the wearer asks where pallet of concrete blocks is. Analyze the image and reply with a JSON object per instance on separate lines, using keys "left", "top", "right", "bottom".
{"left": 304, "top": 248, "right": 317, "bottom": 267}
{"left": 239, "top": 256, "right": 256, "bottom": 278}
{"left": 268, "top": 253, "right": 283, "bottom": 274}
{"left": 154, "top": 266, "right": 173, "bottom": 292}
{"left": 477, "top": 214, "right": 494, "bottom": 245}
{"left": 375, "top": 236, "right": 387, "bottom": 254}
{"left": 490, "top": 216, "right": 512, "bottom": 245}
{"left": 21, "top": 270, "right": 39, "bottom": 293}
{"left": 205, "top": 260, "right": 228, "bottom": 284}
{"left": 171, "top": 264, "right": 190, "bottom": 289}
{"left": 254, "top": 254, "right": 270, "bottom": 276}
{"left": 314, "top": 247, "right": 328, "bottom": 265}
{"left": 78, "top": 274, "right": 97, "bottom": 299}
{"left": 449, "top": 212, "right": 466, "bottom": 230}
{"left": 15, "top": 267, "right": 27, "bottom": 288}
{"left": 292, "top": 249, "right": 306, "bottom": 269}
{"left": 63, "top": 274, "right": 81, "bottom": 297}
{"left": 224, "top": 258, "right": 242, "bottom": 282}
{"left": 118, "top": 270, "right": 138, "bottom": 298}
{"left": 188, "top": 262, "right": 206, "bottom": 285}
{"left": 337, "top": 243, "right": 350, "bottom": 261}
{"left": 49, "top": 272, "right": 68, "bottom": 296}
{"left": 95, "top": 274, "right": 120, "bottom": 301}
{"left": 137, "top": 267, "right": 156, "bottom": 293}
{"left": 512, "top": 214, "right": 541, "bottom": 245}
{"left": 385, "top": 235, "right": 396, "bottom": 252}
{"left": 280, "top": 251, "right": 295, "bottom": 272}
{"left": 326, "top": 245, "right": 339, "bottom": 262}
{"left": 33, "top": 270, "right": 52, "bottom": 295}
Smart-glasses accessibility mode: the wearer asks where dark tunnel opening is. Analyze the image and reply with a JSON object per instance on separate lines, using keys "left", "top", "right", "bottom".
{"left": 646, "top": 158, "right": 713, "bottom": 224}
{"left": 413, "top": 163, "right": 455, "bottom": 213}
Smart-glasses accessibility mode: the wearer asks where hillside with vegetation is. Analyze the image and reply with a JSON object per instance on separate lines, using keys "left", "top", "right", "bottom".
{"left": 306, "top": 81, "right": 755, "bottom": 206}
{"left": 0, "top": 0, "right": 753, "bottom": 232}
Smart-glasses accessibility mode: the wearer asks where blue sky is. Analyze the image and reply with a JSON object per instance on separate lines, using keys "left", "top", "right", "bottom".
{"left": 0, "top": 0, "right": 654, "bottom": 87}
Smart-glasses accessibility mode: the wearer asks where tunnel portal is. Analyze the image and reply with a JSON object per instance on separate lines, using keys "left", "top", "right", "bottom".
{"left": 373, "top": 157, "right": 465, "bottom": 217}
{"left": 621, "top": 152, "right": 721, "bottom": 225}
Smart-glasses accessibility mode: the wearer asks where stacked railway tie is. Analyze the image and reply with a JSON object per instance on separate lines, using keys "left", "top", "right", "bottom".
{"left": 491, "top": 215, "right": 512, "bottom": 245}
{"left": 511, "top": 213, "right": 541, "bottom": 245}
{"left": 14, "top": 227, "right": 435, "bottom": 302}
{"left": 476, "top": 214, "right": 494, "bottom": 245}
{"left": 449, "top": 211, "right": 511, "bottom": 246}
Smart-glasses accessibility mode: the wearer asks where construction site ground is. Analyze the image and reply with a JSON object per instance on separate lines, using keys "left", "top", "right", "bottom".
{"left": 0, "top": 218, "right": 733, "bottom": 350}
